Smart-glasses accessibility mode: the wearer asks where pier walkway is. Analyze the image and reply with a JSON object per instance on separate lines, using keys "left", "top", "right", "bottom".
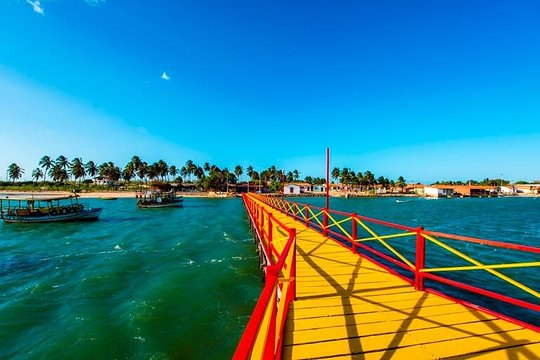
{"left": 234, "top": 194, "right": 540, "bottom": 359}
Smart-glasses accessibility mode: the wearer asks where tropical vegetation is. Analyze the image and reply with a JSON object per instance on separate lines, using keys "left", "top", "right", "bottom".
{"left": 3, "top": 154, "right": 527, "bottom": 193}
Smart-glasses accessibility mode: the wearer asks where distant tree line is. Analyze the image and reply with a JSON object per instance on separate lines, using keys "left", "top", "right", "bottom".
{"left": 8, "top": 155, "right": 530, "bottom": 192}
{"left": 431, "top": 178, "right": 512, "bottom": 186}
{"left": 4, "top": 155, "right": 412, "bottom": 192}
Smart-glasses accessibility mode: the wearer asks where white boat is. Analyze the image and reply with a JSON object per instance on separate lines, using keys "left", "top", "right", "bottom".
{"left": 136, "top": 190, "right": 183, "bottom": 208}
{"left": 0, "top": 194, "right": 102, "bottom": 223}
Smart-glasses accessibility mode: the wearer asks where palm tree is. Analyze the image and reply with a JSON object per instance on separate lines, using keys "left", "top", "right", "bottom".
{"left": 7, "top": 163, "right": 24, "bottom": 183}
{"left": 130, "top": 156, "right": 143, "bottom": 170}
{"left": 32, "top": 168, "right": 44, "bottom": 182}
{"left": 146, "top": 163, "right": 158, "bottom": 181}
{"left": 292, "top": 169, "right": 300, "bottom": 181}
{"left": 286, "top": 171, "right": 293, "bottom": 182}
{"left": 137, "top": 161, "right": 148, "bottom": 182}
{"left": 156, "top": 159, "right": 168, "bottom": 180}
{"left": 123, "top": 162, "right": 135, "bottom": 182}
{"left": 180, "top": 166, "right": 188, "bottom": 182}
{"left": 203, "top": 162, "right": 211, "bottom": 173}
{"left": 340, "top": 167, "right": 351, "bottom": 186}
{"left": 246, "top": 165, "right": 254, "bottom": 180}
{"left": 169, "top": 165, "right": 178, "bottom": 181}
{"left": 39, "top": 155, "right": 54, "bottom": 182}
{"left": 194, "top": 166, "right": 204, "bottom": 181}
{"left": 364, "top": 170, "right": 376, "bottom": 190}
{"left": 234, "top": 165, "right": 243, "bottom": 182}
{"left": 70, "top": 158, "right": 86, "bottom": 183}
{"left": 49, "top": 164, "right": 68, "bottom": 183}
{"left": 85, "top": 160, "right": 98, "bottom": 179}
{"left": 331, "top": 167, "right": 340, "bottom": 182}
{"left": 99, "top": 162, "right": 121, "bottom": 182}
{"left": 56, "top": 155, "right": 70, "bottom": 170}
{"left": 396, "top": 176, "right": 406, "bottom": 193}
{"left": 185, "top": 160, "right": 196, "bottom": 182}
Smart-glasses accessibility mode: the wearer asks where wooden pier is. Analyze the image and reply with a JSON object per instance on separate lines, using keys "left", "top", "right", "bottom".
{"left": 235, "top": 194, "right": 540, "bottom": 359}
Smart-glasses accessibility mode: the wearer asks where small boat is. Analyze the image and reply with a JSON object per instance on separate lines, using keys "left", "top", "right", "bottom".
{"left": 100, "top": 197, "right": 118, "bottom": 200}
{"left": 0, "top": 194, "right": 102, "bottom": 223}
{"left": 136, "top": 190, "right": 183, "bottom": 208}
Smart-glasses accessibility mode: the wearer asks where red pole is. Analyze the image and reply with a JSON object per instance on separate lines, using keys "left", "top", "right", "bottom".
{"left": 261, "top": 208, "right": 265, "bottom": 242}
{"left": 326, "top": 147, "right": 330, "bottom": 210}
{"left": 305, "top": 206, "right": 309, "bottom": 227}
{"left": 415, "top": 226, "right": 425, "bottom": 291}
{"left": 351, "top": 213, "right": 358, "bottom": 254}
{"left": 268, "top": 213, "right": 273, "bottom": 256}
{"left": 290, "top": 228, "right": 297, "bottom": 301}
{"left": 263, "top": 265, "right": 278, "bottom": 359}
{"left": 324, "top": 148, "right": 330, "bottom": 237}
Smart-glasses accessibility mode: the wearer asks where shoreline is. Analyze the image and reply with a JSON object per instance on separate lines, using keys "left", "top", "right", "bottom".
{"left": 0, "top": 189, "right": 537, "bottom": 200}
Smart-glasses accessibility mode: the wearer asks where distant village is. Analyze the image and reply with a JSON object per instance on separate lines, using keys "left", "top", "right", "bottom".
{"left": 278, "top": 182, "right": 540, "bottom": 198}
{"left": 3, "top": 156, "right": 539, "bottom": 198}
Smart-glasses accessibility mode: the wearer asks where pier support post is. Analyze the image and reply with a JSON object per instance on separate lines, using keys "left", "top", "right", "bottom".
{"left": 290, "top": 229, "right": 297, "bottom": 301}
{"left": 415, "top": 226, "right": 425, "bottom": 291}
{"left": 268, "top": 213, "right": 273, "bottom": 256}
{"left": 323, "top": 209, "right": 328, "bottom": 237}
{"left": 351, "top": 213, "right": 358, "bottom": 254}
{"left": 264, "top": 265, "right": 279, "bottom": 359}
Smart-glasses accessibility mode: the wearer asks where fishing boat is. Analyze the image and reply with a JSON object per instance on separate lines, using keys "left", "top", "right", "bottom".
{"left": 0, "top": 194, "right": 102, "bottom": 223}
{"left": 136, "top": 190, "right": 183, "bottom": 208}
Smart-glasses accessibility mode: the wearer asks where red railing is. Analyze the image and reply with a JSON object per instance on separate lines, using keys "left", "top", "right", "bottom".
{"left": 253, "top": 194, "right": 540, "bottom": 331}
{"left": 233, "top": 194, "right": 297, "bottom": 360}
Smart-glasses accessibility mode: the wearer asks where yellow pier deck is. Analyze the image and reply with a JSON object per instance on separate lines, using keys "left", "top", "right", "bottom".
{"left": 251, "top": 197, "right": 540, "bottom": 359}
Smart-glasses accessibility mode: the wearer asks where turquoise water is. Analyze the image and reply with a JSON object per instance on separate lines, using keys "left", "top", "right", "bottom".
{"left": 0, "top": 197, "right": 260, "bottom": 359}
{"left": 1, "top": 196, "right": 539, "bottom": 358}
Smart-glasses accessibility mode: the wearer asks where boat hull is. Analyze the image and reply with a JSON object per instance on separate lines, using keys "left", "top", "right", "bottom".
{"left": 1, "top": 208, "right": 102, "bottom": 223}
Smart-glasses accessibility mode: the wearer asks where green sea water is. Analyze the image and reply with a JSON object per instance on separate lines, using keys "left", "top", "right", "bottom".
{"left": 1, "top": 196, "right": 539, "bottom": 358}
{"left": 0, "top": 197, "right": 260, "bottom": 359}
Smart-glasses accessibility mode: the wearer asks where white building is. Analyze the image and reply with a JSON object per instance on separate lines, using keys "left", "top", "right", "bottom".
{"left": 424, "top": 186, "right": 454, "bottom": 198}
{"left": 283, "top": 182, "right": 312, "bottom": 195}
{"left": 283, "top": 184, "right": 301, "bottom": 195}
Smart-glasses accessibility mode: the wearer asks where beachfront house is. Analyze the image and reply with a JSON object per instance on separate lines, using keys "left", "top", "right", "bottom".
{"left": 284, "top": 184, "right": 301, "bottom": 195}
{"left": 514, "top": 184, "right": 540, "bottom": 195}
{"left": 231, "top": 183, "right": 265, "bottom": 194}
{"left": 499, "top": 185, "right": 516, "bottom": 195}
{"left": 283, "top": 182, "right": 312, "bottom": 195}
{"left": 93, "top": 176, "right": 113, "bottom": 186}
{"left": 312, "top": 185, "right": 326, "bottom": 193}
{"left": 452, "top": 185, "right": 497, "bottom": 197}
{"left": 405, "top": 184, "right": 425, "bottom": 195}
{"left": 424, "top": 185, "right": 454, "bottom": 198}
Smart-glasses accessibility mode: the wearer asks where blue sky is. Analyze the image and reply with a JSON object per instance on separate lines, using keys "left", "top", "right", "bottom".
{"left": 1, "top": 0, "right": 539, "bottom": 183}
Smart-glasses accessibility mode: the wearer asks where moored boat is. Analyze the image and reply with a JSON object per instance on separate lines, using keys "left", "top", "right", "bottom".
{"left": 0, "top": 194, "right": 102, "bottom": 223}
{"left": 136, "top": 190, "right": 183, "bottom": 208}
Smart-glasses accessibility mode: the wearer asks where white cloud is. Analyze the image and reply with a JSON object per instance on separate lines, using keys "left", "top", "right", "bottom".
{"left": 161, "top": 72, "right": 171, "bottom": 81}
{"left": 26, "top": 0, "right": 44, "bottom": 15}
{"left": 0, "top": 66, "right": 206, "bottom": 181}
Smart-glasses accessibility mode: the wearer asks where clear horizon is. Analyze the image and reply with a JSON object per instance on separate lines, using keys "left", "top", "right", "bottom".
{"left": 1, "top": 1, "right": 539, "bottom": 184}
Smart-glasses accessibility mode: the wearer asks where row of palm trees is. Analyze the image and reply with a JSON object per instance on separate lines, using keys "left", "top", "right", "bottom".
{"left": 5, "top": 156, "right": 407, "bottom": 192}
{"left": 4, "top": 156, "right": 300, "bottom": 191}
{"left": 331, "top": 167, "right": 407, "bottom": 191}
